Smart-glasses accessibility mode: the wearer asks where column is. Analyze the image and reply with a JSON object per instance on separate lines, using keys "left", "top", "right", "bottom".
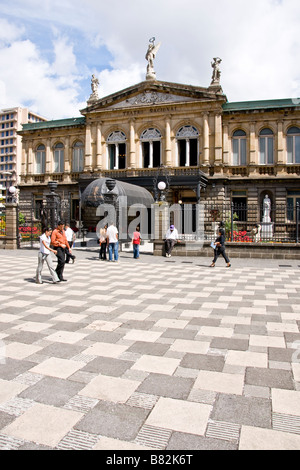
{"left": 21, "top": 143, "right": 28, "bottom": 177}
{"left": 249, "top": 123, "right": 257, "bottom": 177}
{"left": 64, "top": 136, "right": 70, "bottom": 173}
{"left": 129, "top": 120, "right": 136, "bottom": 169}
{"left": 28, "top": 143, "right": 33, "bottom": 175}
{"left": 277, "top": 121, "right": 284, "bottom": 165}
{"left": 165, "top": 117, "right": 172, "bottom": 167}
{"left": 149, "top": 142, "right": 153, "bottom": 168}
{"left": 185, "top": 139, "right": 190, "bottom": 166}
{"left": 214, "top": 113, "right": 222, "bottom": 164}
{"left": 84, "top": 124, "right": 92, "bottom": 171}
{"left": 115, "top": 144, "right": 119, "bottom": 169}
{"left": 203, "top": 113, "right": 210, "bottom": 165}
{"left": 45, "top": 139, "right": 51, "bottom": 174}
{"left": 223, "top": 124, "right": 229, "bottom": 165}
{"left": 96, "top": 123, "right": 102, "bottom": 170}
{"left": 249, "top": 123, "right": 257, "bottom": 165}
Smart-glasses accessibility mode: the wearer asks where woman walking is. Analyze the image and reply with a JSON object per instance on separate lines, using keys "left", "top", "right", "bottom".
{"left": 210, "top": 229, "right": 231, "bottom": 268}
{"left": 36, "top": 228, "right": 60, "bottom": 284}
{"left": 132, "top": 226, "right": 141, "bottom": 259}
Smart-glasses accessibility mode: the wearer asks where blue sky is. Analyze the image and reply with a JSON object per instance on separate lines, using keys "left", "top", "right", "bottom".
{"left": 1, "top": 0, "right": 300, "bottom": 119}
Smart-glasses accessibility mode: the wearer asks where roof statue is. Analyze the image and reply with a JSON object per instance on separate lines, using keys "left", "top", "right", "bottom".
{"left": 87, "top": 74, "right": 100, "bottom": 104}
{"left": 210, "top": 57, "right": 222, "bottom": 86}
{"left": 145, "top": 37, "right": 161, "bottom": 81}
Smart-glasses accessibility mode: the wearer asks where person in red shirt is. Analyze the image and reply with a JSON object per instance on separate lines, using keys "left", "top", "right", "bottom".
{"left": 132, "top": 226, "right": 141, "bottom": 259}
{"left": 51, "top": 221, "right": 71, "bottom": 281}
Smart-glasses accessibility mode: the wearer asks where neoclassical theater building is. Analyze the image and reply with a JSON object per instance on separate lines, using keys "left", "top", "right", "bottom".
{"left": 18, "top": 46, "right": 300, "bottom": 233}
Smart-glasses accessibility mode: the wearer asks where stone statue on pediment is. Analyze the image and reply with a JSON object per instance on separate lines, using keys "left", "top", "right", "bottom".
{"left": 87, "top": 74, "right": 99, "bottom": 104}
{"left": 146, "top": 37, "right": 161, "bottom": 81}
{"left": 210, "top": 57, "right": 222, "bottom": 86}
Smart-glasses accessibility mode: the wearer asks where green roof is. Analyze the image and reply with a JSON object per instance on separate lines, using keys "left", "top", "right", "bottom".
{"left": 21, "top": 117, "right": 86, "bottom": 131}
{"left": 223, "top": 98, "right": 300, "bottom": 112}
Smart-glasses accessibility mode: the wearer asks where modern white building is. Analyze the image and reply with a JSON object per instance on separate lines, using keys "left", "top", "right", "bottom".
{"left": 0, "top": 107, "right": 47, "bottom": 192}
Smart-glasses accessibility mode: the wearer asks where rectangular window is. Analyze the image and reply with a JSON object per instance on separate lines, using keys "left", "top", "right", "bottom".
{"left": 190, "top": 139, "right": 198, "bottom": 166}
{"left": 233, "top": 139, "right": 239, "bottom": 166}
{"left": 295, "top": 136, "right": 300, "bottom": 163}
{"left": 287, "top": 192, "right": 300, "bottom": 221}
{"left": 240, "top": 139, "right": 246, "bottom": 165}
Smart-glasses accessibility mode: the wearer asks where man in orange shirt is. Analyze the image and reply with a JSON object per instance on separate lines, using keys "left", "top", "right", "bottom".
{"left": 51, "top": 221, "right": 71, "bottom": 282}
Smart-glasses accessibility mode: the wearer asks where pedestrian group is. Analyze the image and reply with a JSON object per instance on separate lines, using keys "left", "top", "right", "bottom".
{"left": 36, "top": 221, "right": 231, "bottom": 284}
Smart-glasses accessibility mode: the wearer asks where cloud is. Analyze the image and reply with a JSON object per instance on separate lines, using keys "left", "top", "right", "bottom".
{"left": 1, "top": 0, "right": 300, "bottom": 120}
{"left": 0, "top": 20, "right": 85, "bottom": 118}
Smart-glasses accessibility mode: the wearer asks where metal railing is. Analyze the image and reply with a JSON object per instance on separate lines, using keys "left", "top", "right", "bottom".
{"left": 170, "top": 202, "right": 300, "bottom": 243}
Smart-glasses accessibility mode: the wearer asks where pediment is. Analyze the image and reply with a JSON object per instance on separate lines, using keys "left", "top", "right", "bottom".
{"left": 81, "top": 80, "right": 226, "bottom": 114}
{"left": 109, "top": 90, "right": 196, "bottom": 109}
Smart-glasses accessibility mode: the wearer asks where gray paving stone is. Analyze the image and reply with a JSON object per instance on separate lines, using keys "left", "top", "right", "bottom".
{"left": 75, "top": 401, "right": 149, "bottom": 440}
{"left": 245, "top": 367, "right": 294, "bottom": 389}
{"left": 0, "top": 358, "right": 36, "bottom": 381}
{"left": 39, "top": 343, "right": 85, "bottom": 359}
{"left": 210, "top": 338, "right": 249, "bottom": 351}
{"left": 137, "top": 373, "right": 194, "bottom": 400}
{"left": 81, "top": 356, "right": 134, "bottom": 377}
{"left": 211, "top": 394, "right": 272, "bottom": 428}
{"left": 167, "top": 432, "right": 238, "bottom": 450}
{"left": 19, "top": 376, "right": 84, "bottom": 407}
{"left": 127, "top": 341, "right": 170, "bottom": 356}
{"left": 180, "top": 353, "right": 225, "bottom": 372}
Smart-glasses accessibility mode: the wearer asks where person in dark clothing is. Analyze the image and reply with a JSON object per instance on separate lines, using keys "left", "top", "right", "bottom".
{"left": 210, "top": 229, "right": 231, "bottom": 267}
{"left": 51, "top": 221, "right": 71, "bottom": 281}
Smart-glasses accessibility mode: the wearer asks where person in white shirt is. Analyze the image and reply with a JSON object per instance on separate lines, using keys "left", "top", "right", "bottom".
{"left": 106, "top": 222, "right": 119, "bottom": 262}
{"left": 65, "top": 223, "right": 76, "bottom": 264}
{"left": 36, "top": 228, "right": 60, "bottom": 284}
{"left": 164, "top": 224, "right": 179, "bottom": 257}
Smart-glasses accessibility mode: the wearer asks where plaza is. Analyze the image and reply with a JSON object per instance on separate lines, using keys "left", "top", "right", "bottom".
{"left": 0, "top": 247, "right": 299, "bottom": 450}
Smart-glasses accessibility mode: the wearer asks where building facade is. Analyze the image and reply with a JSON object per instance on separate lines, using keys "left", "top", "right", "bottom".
{"left": 17, "top": 75, "right": 300, "bottom": 238}
{"left": 0, "top": 107, "right": 46, "bottom": 194}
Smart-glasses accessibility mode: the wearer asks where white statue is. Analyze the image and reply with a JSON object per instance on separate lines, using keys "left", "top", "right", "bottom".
{"left": 145, "top": 37, "right": 161, "bottom": 80}
{"left": 263, "top": 195, "right": 271, "bottom": 223}
{"left": 87, "top": 74, "right": 99, "bottom": 103}
{"left": 210, "top": 57, "right": 222, "bottom": 85}
{"left": 91, "top": 74, "right": 99, "bottom": 94}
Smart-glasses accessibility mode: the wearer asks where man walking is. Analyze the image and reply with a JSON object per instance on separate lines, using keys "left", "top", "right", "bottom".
{"left": 51, "top": 221, "right": 71, "bottom": 281}
{"left": 65, "top": 223, "right": 76, "bottom": 264}
{"left": 106, "top": 221, "right": 119, "bottom": 262}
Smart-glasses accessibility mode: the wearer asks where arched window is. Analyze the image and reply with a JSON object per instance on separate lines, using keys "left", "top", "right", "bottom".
{"left": 72, "top": 141, "right": 84, "bottom": 172}
{"left": 54, "top": 142, "right": 64, "bottom": 173}
{"left": 140, "top": 128, "right": 161, "bottom": 168}
{"left": 232, "top": 130, "right": 247, "bottom": 166}
{"left": 107, "top": 131, "right": 126, "bottom": 170}
{"left": 35, "top": 144, "right": 45, "bottom": 174}
{"left": 176, "top": 126, "right": 199, "bottom": 167}
{"left": 259, "top": 128, "right": 274, "bottom": 165}
{"left": 287, "top": 126, "right": 300, "bottom": 164}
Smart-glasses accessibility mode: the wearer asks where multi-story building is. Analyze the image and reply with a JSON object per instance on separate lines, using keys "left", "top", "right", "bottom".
{"left": 17, "top": 59, "right": 300, "bottom": 240}
{"left": 0, "top": 107, "right": 47, "bottom": 193}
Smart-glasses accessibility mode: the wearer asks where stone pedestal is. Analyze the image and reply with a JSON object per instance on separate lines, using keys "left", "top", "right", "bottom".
{"left": 261, "top": 222, "right": 273, "bottom": 240}
{"left": 152, "top": 202, "right": 169, "bottom": 256}
{"left": 5, "top": 203, "right": 18, "bottom": 250}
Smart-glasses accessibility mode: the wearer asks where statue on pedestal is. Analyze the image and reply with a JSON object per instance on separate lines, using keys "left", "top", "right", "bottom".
{"left": 210, "top": 57, "right": 222, "bottom": 86}
{"left": 145, "top": 37, "right": 161, "bottom": 81}
{"left": 87, "top": 74, "right": 99, "bottom": 104}
{"left": 263, "top": 194, "right": 271, "bottom": 223}
{"left": 261, "top": 194, "right": 273, "bottom": 239}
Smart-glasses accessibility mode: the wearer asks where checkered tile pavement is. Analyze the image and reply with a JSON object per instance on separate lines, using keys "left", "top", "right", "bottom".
{"left": 0, "top": 249, "right": 299, "bottom": 450}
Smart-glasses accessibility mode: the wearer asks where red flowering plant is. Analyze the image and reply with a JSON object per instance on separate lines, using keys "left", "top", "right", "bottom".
{"left": 19, "top": 225, "right": 41, "bottom": 240}
{"left": 232, "top": 230, "right": 252, "bottom": 242}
